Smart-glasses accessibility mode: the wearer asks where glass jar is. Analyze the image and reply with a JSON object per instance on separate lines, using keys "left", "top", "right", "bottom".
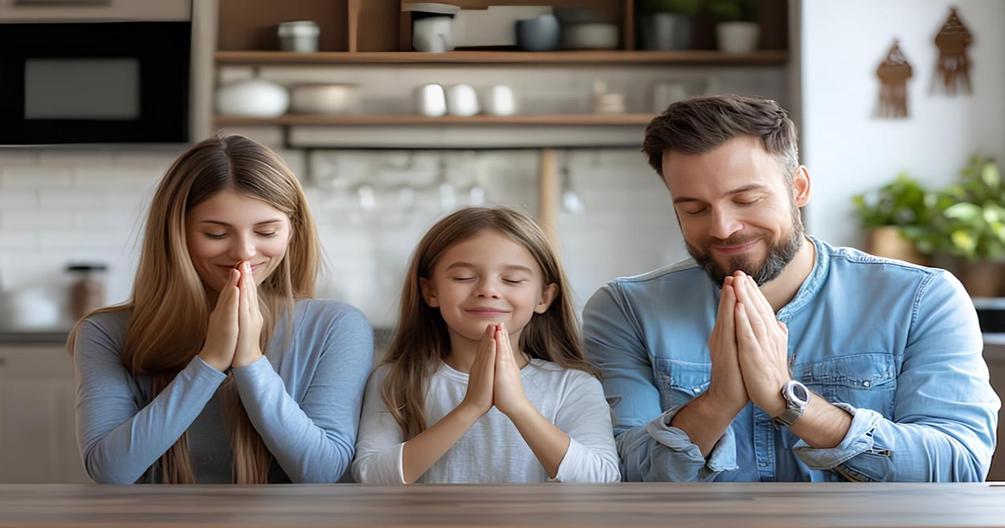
{"left": 66, "top": 263, "right": 107, "bottom": 320}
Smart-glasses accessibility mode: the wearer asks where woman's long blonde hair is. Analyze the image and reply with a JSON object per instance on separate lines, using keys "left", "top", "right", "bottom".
{"left": 382, "top": 206, "right": 597, "bottom": 439}
{"left": 70, "top": 135, "right": 320, "bottom": 483}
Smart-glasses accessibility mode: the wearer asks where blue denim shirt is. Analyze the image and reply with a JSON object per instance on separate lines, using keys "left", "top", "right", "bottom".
{"left": 583, "top": 237, "right": 999, "bottom": 482}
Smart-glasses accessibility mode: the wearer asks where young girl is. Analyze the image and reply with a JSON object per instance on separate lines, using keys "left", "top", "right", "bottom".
{"left": 352, "top": 207, "right": 619, "bottom": 484}
{"left": 71, "top": 135, "right": 373, "bottom": 484}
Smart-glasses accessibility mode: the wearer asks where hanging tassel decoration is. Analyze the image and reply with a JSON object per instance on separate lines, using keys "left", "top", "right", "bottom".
{"left": 876, "top": 39, "right": 912, "bottom": 119}
{"left": 933, "top": 7, "right": 973, "bottom": 95}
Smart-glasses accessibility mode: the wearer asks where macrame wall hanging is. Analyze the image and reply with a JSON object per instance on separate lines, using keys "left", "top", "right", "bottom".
{"left": 933, "top": 7, "right": 973, "bottom": 95}
{"left": 876, "top": 39, "right": 912, "bottom": 118}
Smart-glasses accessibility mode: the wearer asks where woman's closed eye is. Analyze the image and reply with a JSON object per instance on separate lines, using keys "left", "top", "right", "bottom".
{"left": 255, "top": 231, "right": 279, "bottom": 238}
{"left": 203, "top": 232, "right": 227, "bottom": 240}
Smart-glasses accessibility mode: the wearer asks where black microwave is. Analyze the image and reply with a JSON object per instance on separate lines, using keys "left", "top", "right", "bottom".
{"left": 0, "top": 10, "right": 191, "bottom": 145}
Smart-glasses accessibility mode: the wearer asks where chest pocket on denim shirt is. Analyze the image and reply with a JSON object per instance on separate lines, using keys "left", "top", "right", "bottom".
{"left": 794, "top": 353, "right": 897, "bottom": 418}
{"left": 653, "top": 358, "right": 711, "bottom": 411}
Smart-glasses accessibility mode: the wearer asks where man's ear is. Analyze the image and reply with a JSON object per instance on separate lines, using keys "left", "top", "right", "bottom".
{"left": 419, "top": 277, "right": 439, "bottom": 308}
{"left": 792, "top": 165, "right": 812, "bottom": 207}
{"left": 534, "top": 283, "right": 559, "bottom": 314}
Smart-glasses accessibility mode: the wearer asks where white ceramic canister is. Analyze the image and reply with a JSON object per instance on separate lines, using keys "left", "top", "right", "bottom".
{"left": 481, "top": 85, "right": 516, "bottom": 116}
{"left": 415, "top": 84, "right": 447, "bottom": 117}
{"left": 446, "top": 84, "right": 479, "bottom": 116}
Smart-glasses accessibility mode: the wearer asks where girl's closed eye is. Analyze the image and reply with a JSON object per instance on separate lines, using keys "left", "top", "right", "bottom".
{"left": 502, "top": 277, "right": 527, "bottom": 284}
{"left": 256, "top": 231, "right": 279, "bottom": 238}
{"left": 204, "top": 232, "right": 227, "bottom": 240}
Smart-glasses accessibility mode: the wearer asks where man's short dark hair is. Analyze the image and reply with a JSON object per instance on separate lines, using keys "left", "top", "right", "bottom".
{"left": 643, "top": 94, "right": 799, "bottom": 180}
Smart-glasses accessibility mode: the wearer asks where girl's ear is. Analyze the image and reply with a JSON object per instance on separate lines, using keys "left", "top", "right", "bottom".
{"left": 534, "top": 283, "right": 558, "bottom": 314}
{"left": 419, "top": 277, "right": 439, "bottom": 308}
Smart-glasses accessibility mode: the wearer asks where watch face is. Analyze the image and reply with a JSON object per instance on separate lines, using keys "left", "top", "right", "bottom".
{"left": 789, "top": 382, "right": 809, "bottom": 405}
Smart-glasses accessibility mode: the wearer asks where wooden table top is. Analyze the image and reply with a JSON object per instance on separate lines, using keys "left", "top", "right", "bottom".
{"left": 2, "top": 483, "right": 1004, "bottom": 528}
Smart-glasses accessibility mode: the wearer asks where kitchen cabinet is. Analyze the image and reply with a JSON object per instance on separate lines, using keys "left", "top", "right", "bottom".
{"left": 0, "top": 344, "right": 89, "bottom": 484}
{"left": 986, "top": 341, "right": 1005, "bottom": 481}
{"left": 211, "top": 0, "right": 790, "bottom": 131}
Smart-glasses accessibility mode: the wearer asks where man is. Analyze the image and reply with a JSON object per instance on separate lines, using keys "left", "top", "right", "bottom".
{"left": 583, "top": 94, "right": 999, "bottom": 482}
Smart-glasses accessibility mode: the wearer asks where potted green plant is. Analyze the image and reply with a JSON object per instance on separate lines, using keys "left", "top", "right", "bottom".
{"left": 704, "top": 0, "right": 759, "bottom": 53}
{"left": 927, "top": 157, "right": 1005, "bottom": 296}
{"left": 637, "top": 0, "right": 702, "bottom": 50}
{"left": 852, "top": 173, "right": 933, "bottom": 265}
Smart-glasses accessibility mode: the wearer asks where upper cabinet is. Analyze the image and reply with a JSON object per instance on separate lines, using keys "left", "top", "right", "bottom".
{"left": 215, "top": 0, "right": 789, "bottom": 61}
{"left": 209, "top": 0, "right": 792, "bottom": 148}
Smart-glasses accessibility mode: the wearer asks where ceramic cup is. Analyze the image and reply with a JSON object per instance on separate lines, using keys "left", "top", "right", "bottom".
{"left": 481, "top": 85, "right": 516, "bottom": 116}
{"left": 415, "top": 84, "right": 447, "bottom": 117}
{"left": 446, "top": 84, "right": 480, "bottom": 116}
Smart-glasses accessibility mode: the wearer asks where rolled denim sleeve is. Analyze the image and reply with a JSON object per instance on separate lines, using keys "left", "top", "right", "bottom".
{"left": 584, "top": 285, "right": 737, "bottom": 482}
{"left": 793, "top": 271, "right": 999, "bottom": 482}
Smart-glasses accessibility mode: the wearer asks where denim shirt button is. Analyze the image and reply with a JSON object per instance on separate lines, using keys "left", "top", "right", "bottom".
{"left": 862, "top": 380, "right": 871, "bottom": 388}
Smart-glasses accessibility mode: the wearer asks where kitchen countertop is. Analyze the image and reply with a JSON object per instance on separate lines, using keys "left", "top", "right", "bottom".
{"left": 0, "top": 328, "right": 71, "bottom": 345}
{"left": 1, "top": 483, "right": 1004, "bottom": 527}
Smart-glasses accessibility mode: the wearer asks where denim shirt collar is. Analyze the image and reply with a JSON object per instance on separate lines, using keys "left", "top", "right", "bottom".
{"left": 776, "top": 236, "right": 829, "bottom": 322}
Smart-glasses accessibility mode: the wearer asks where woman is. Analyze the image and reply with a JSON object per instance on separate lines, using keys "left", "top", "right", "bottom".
{"left": 72, "top": 135, "right": 372, "bottom": 484}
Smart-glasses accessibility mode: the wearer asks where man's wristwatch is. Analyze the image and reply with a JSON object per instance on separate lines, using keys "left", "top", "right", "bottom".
{"left": 774, "top": 379, "right": 811, "bottom": 427}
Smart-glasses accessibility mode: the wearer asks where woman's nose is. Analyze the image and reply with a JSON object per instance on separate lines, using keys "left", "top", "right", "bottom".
{"left": 229, "top": 234, "right": 256, "bottom": 262}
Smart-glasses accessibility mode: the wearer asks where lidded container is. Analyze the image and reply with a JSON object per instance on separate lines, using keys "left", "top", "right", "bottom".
{"left": 66, "top": 263, "right": 107, "bottom": 320}
{"left": 278, "top": 20, "right": 320, "bottom": 52}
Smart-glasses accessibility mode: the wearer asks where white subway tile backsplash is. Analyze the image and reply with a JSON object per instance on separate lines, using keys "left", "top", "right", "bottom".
{"left": 38, "top": 151, "right": 116, "bottom": 166}
{"left": 2, "top": 166, "right": 74, "bottom": 187}
{"left": 74, "top": 210, "right": 144, "bottom": 228}
{"left": 0, "top": 150, "right": 40, "bottom": 166}
{"left": 38, "top": 230, "right": 130, "bottom": 250}
{"left": 1, "top": 210, "right": 74, "bottom": 229}
{"left": 0, "top": 230, "right": 37, "bottom": 250}
{"left": 39, "top": 189, "right": 106, "bottom": 208}
{"left": 74, "top": 167, "right": 162, "bottom": 188}
{"left": 0, "top": 189, "right": 39, "bottom": 209}
{"left": 113, "top": 151, "right": 180, "bottom": 169}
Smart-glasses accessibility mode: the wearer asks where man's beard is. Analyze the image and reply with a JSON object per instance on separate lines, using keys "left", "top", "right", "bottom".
{"left": 686, "top": 206, "right": 805, "bottom": 286}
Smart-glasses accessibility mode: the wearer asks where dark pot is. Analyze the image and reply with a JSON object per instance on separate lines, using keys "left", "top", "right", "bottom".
{"left": 516, "top": 14, "right": 560, "bottom": 51}
{"left": 638, "top": 13, "right": 693, "bottom": 50}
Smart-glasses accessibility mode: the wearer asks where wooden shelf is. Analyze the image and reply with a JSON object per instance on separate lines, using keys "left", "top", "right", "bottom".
{"left": 215, "top": 50, "right": 789, "bottom": 66}
{"left": 215, "top": 113, "right": 655, "bottom": 127}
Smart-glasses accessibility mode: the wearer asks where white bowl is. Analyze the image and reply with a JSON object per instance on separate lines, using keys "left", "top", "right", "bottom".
{"left": 290, "top": 84, "right": 358, "bottom": 114}
{"left": 216, "top": 79, "right": 289, "bottom": 117}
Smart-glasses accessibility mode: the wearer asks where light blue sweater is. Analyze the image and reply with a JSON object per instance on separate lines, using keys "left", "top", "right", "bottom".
{"left": 74, "top": 299, "right": 373, "bottom": 484}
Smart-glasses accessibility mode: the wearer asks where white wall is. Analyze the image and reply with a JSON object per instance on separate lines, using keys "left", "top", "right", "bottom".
{"left": 800, "top": 0, "right": 1005, "bottom": 248}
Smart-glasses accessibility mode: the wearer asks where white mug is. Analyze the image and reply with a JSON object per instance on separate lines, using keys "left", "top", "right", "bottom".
{"left": 413, "top": 16, "right": 454, "bottom": 53}
{"left": 415, "top": 84, "right": 447, "bottom": 117}
{"left": 447, "top": 84, "right": 479, "bottom": 116}
{"left": 481, "top": 85, "right": 516, "bottom": 116}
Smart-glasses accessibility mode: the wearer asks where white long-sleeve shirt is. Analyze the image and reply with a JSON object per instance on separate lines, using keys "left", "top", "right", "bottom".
{"left": 352, "top": 359, "right": 621, "bottom": 484}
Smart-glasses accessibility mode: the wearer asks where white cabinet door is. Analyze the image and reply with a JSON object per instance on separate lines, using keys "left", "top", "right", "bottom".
{"left": 0, "top": 344, "right": 89, "bottom": 483}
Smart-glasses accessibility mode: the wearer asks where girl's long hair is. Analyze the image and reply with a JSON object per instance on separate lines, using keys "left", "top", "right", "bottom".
{"left": 381, "top": 206, "right": 596, "bottom": 439}
{"left": 69, "top": 135, "right": 320, "bottom": 483}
